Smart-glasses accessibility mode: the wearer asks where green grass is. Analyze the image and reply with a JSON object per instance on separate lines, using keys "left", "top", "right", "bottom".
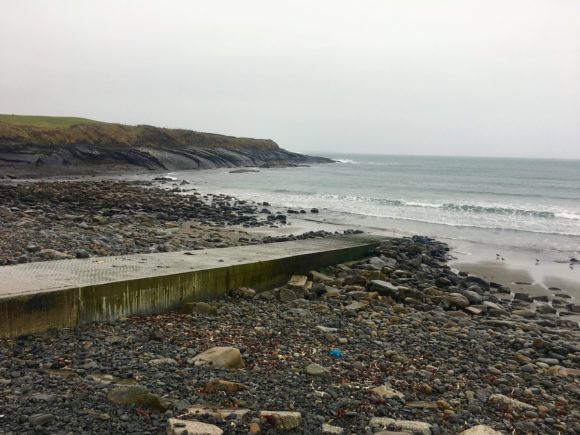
{"left": 0, "top": 114, "right": 105, "bottom": 128}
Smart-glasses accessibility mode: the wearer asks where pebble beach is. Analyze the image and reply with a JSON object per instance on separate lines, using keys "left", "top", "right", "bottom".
{"left": 1, "top": 226, "right": 579, "bottom": 434}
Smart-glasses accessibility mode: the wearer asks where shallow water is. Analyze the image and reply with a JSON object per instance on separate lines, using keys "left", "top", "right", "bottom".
{"left": 168, "top": 154, "right": 580, "bottom": 256}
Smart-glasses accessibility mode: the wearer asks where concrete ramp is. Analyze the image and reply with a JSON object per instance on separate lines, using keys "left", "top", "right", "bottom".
{"left": 0, "top": 235, "right": 384, "bottom": 338}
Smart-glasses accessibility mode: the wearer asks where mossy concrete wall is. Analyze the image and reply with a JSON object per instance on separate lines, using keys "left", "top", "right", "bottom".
{"left": 0, "top": 237, "right": 382, "bottom": 338}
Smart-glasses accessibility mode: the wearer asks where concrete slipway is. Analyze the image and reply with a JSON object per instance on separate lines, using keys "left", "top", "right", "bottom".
{"left": 0, "top": 235, "right": 384, "bottom": 338}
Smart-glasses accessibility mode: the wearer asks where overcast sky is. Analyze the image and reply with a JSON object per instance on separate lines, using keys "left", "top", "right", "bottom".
{"left": 1, "top": 1, "right": 579, "bottom": 159}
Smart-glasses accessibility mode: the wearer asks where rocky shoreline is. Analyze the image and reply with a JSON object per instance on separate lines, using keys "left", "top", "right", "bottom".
{"left": 1, "top": 236, "right": 578, "bottom": 434}
{"left": 0, "top": 118, "right": 333, "bottom": 178}
{"left": 0, "top": 180, "right": 356, "bottom": 266}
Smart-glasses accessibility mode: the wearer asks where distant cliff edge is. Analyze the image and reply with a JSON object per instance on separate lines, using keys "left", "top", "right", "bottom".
{"left": 0, "top": 114, "right": 333, "bottom": 178}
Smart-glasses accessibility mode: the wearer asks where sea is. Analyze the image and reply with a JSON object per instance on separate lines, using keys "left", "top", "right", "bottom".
{"left": 167, "top": 154, "right": 580, "bottom": 259}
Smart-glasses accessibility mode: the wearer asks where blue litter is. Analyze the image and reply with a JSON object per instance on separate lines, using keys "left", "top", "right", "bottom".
{"left": 329, "top": 348, "right": 343, "bottom": 358}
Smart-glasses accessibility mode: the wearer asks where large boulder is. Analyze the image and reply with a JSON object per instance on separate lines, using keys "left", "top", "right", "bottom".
{"left": 192, "top": 347, "right": 245, "bottom": 369}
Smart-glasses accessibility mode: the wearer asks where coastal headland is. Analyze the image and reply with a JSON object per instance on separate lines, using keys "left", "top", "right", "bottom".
{"left": 0, "top": 117, "right": 578, "bottom": 434}
{"left": 0, "top": 114, "right": 332, "bottom": 178}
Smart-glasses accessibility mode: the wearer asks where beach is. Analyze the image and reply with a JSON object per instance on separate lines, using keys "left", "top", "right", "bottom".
{"left": 1, "top": 174, "right": 579, "bottom": 434}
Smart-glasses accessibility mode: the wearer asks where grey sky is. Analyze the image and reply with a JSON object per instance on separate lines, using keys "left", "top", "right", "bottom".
{"left": 1, "top": 0, "right": 579, "bottom": 159}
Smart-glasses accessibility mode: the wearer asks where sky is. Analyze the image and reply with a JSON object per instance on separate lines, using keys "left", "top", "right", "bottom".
{"left": 1, "top": 0, "right": 579, "bottom": 159}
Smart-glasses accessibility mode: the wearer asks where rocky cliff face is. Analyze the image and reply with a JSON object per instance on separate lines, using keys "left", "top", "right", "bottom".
{"left": 0, "top": 121, "right": 332, "bottom": 177}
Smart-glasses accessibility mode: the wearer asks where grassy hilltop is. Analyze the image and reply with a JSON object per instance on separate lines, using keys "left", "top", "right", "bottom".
{"left": 0, "top": 114, "right": 104, "bottom": 129}
{"left": 0, "top": 114, "right": 279, "bottom": 150}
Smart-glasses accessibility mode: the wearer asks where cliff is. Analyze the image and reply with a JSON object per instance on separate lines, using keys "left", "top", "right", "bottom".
{"left": 0, "top": 114, "right": 332, "bottom": 177}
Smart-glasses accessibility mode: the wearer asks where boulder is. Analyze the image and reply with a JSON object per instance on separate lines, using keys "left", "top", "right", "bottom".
{"left": 191, "top": 347, "right": 244, "bottom": 369}
{"left": 442, "top": 293, "right": 470, "bottom": 308}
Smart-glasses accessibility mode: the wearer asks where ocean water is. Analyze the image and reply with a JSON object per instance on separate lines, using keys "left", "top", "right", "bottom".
{"left": 169, "top": 154, "right": 580, "bottom": 256}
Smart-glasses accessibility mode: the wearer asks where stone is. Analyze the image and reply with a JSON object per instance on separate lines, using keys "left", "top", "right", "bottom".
{"left": 460, "top": 290, "right": 483, "bottom": 304}
{"left": 465, "top": 306, "right": 483, "bottom": 315}
{"left": 232, "top": 287, "right": 256, "bottom": 298}
{"left": 258, "top": 411, "right": 301, "bottom": 430}
{"left": 488, "top": 394, "right": 535, "bottom": 411}
{"left": 306, "top": 363, "right": 330, "bottom": 377}
{"left": 107, "top": 385, "right": 167, "bottom": 411}
{"left": 369, "top": 257, "right": 387, "bottom": 268}
{"left": 442, "top": 293, "right": 470, "bottom": 308}
{"left": 324, "top": 286, "right": 341, "bottom": 298}
{"left": 288, "top": 275, "right": 308, "bottom": 288}
{"left": 536, "top": 358, "right": 560, "bottom": 366}
{"left": 322, "top": 423, "right": 344, "bottom": 434}
{"left": 459, "top": 425, "right": 503, "bottom": 434}
{"left": 405, "top": 401, "right": 438, "bottom": 409}
{"left": 369, "top": 280, "right": 399, "bottom": 298}
{"left": 514, "top": 292, "right": 533, "bottom": 302}
{"left": 167, "top": 418, "right": 223, "bottom": 435}
{"left": 204, "top": 379, "right": 248, "bottom": 393}
{"left": 279, "top": 288, "right": 298, "bottom": 303}
{"left": 309, "top": 270, "right": 333, "bottom": 282}
{"left": 512, "top": 309, "right": 536, "bottom": 318}
{"left": 370, "top": 417, "right": 431, "bottom": 435}
{"left": 38, "top": 248, "right": 72, "bottom": 260}
{"left": 185, "top": 406, "right": 250, "bottom": 421}
{"left": 191, "top": 347, "right": 245, "bottom": 369}
{"left": 28, "top": 413, "right": 54, "bottom": 426}
{"left": 345, "top": 301, "right": 367, "bottom": 312}
{"left": 371, "top": 385, "right": 405, "bottom": 400}
{"left": 547, "top": 365, "right": 580, "bottom": 377}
